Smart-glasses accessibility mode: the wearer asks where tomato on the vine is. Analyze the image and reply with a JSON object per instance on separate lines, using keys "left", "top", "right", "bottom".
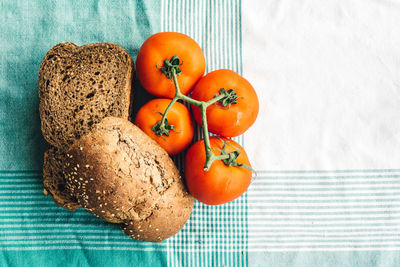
{"left": 191, "top": 69, "right": 259, "bottom": 137}
{"left": 184, "top": 137, "right": 252, "bottom": 205}
{"left": 135, "top": 99, "right": 194, "bottom": 155}
{"left": 136, "top": 32, "right": 206, "bottom": 98}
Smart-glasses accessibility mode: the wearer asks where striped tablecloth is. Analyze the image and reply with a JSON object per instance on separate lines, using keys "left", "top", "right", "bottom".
{"left": 1, "top": 0, "right": 400, "bottom": 266}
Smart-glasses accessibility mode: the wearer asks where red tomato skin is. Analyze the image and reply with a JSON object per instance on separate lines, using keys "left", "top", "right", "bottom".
{"left": 191, "top": 69, "right": 259, "bottom": 137}
{"left": 136, "top": 32, "right": 206, "bottom": 98}
{"left": 135, "top": 98, "right": 194, "bottom": 155}
{"left": 184, "top": 137, "right": 252, "bottom": 205}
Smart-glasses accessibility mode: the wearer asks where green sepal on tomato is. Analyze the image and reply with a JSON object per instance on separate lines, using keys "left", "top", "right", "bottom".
{"left": 185, "top": 137, "right": 252, "bottom": 205}
{"left": 136, "top": 32, "right": 206, "bottom": 98}
{"left": 191, "top": 69, "right": 259, "bottom": 137}
{"left": 135, "top": 32, "right": 257, "bottom": 206}
{"left": 135, "top": 98, "right": 194, "bottom": 155}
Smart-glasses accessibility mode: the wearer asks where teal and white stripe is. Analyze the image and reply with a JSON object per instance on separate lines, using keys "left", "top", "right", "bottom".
{"left": 0, "top": 171, "right": 167, "bottom": 251}
{"left": 0, "top": 1, "right": 248, "bottom": 265}
{"left": 0, "top": 1, "right": 248, "bottom": 264}
{"left": 2, "top": 0, "right": 399, "bottom": 260}
{"left": 162, "top": 0, "right": 247, "bottom": 266}
{"left": 3, "top": 0, "right": 400, "bottom": 266}
{"left": 248, "top": 169, "right": 400, "bottom": 252}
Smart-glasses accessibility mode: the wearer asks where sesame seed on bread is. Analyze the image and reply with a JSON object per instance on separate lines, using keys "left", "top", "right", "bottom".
{"left": 43, "top": 146, "right": 81, "bottom": 211}
{"left": 62, "top": 117, "right": 194, "bottom": 241}
{"left": 39, "top": 42, "right": 134, "bottom": 213}
{"left": 121, "top": 174, "right": 194, "bottom": 242}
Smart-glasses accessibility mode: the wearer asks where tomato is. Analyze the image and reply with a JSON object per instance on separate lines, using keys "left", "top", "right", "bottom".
{"left": 135, "top": 99, "right": 194, "bottom": 155}
{"left": 136, "top": 32, "right": 206, "bottom": 98}
{"left": 184, "top": 137, "right": 252, "bottom": 205}
{"left": 191, "top": 69, "right": 259, "bottom": 137}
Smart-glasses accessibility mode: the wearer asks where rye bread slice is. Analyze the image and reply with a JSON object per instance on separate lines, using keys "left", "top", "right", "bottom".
{"left": 43, "top": 146, "right": 81, "bottom": 211}
{"left": 62, "top": 117, "right": 194, "bottom": 241}
{"left": 38, "top": 42, "right": 134, "bottom": 150}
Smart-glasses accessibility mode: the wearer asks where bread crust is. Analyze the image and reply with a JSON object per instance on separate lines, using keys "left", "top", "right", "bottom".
{"left": 121, "top": 178, "right": 194, "bottom": 242}
{"left": 63, "top": 117, "right": 194, "bottom": 241}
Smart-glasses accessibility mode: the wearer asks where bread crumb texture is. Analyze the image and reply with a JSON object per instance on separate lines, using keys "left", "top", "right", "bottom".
{"left": 39, "top": 42, "right": 134, "bottom": 150}
{"left": 43, "top": 146, "right": 81, "bottom": 211}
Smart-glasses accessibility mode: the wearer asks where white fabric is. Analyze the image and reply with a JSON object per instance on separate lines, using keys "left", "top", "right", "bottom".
{"left": 242, "top": 0, "right": 400, "bottom": 171}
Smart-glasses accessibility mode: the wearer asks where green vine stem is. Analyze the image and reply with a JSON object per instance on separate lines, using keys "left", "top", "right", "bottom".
{"left": 153, "top": 56, "right": 241, "bottom": 171}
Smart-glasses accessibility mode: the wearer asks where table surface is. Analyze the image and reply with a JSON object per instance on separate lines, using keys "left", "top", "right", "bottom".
{"left": 1, "top": 0, "right": 400, "bottom": 266}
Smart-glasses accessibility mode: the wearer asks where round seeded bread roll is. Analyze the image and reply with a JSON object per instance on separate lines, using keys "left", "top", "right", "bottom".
{"left": 62, "top": 117, "right": 194, "bottom": 241}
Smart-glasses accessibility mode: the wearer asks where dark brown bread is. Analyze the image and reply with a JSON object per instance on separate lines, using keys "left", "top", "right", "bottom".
{"left": 43, "top": 146, "right": 81, "bottom": 211}
{"left": 38, "top": 42, "right": 134, "bottom": 150}
{"left": 62, "top": 117, "right": 194, "bottom": 241}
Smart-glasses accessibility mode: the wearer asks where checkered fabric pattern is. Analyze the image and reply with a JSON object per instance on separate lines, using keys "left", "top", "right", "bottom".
{"left": 162, "top": 1, "right": 248, "bottom": 266}
{"left": 2, "top": 0, "right": 400, "bottom": 266}
{"left": 0, "top": 0, "right": 248, "bottom": 266}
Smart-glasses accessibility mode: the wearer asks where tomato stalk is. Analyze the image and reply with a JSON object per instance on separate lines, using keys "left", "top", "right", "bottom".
{"left": 154, "top": 56, "right": 242, "bottom": 171}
